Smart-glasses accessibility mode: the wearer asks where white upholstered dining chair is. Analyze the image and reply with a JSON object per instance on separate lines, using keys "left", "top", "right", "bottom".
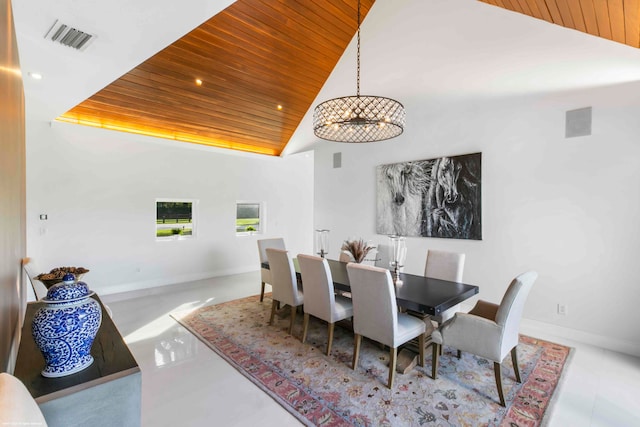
{"left": 346, "top": 263, "right": 426, "bottom": 389}
{"left": 266, "top": 248, "right": 303, "bottom": 335}
{"left": 431, "top": 271, "right": 538, "bottom": 406}
{"left": 338, "top": 251, "right": 354, "bottom": 263}
{"left": 257, "top": 238, "right": 285, "bottom": 302}
{"left": 424, "top": 249, "right": 465, "bottom": 323}
{"left": 297, "top": 254, "right": 353, "bottom": 355}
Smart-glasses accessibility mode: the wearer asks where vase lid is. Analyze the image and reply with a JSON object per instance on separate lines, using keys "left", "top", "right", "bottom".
{"left": 43, "top": 280, "right": 92, "bottom": 302}
{"left": 62, "top": 273, "right": 76, "bottom": 284}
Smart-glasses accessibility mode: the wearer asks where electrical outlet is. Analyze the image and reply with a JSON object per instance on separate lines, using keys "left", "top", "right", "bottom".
{"left": 557, "top": 304, "right": 568, "bottom": 315}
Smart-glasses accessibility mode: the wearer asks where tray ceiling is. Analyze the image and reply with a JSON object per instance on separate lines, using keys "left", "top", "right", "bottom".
{"left": 58, "top": 0, "right": 374, "bottom": 156}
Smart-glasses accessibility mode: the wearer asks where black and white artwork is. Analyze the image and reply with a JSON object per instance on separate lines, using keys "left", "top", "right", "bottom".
{"left": 376, "top": 153, "right": 482, "bottom": 240}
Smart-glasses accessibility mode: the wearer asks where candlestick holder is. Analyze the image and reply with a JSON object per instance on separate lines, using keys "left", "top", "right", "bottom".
{"left": 388, "top": 235, "right": 406, "bottom": 284}
{"left": 315, "top": 229, "right": 330, "bottom": 258}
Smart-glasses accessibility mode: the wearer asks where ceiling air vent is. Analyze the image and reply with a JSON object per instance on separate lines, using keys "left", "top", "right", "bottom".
{"left": 44, "top": 20, "right": 95, "bottom": 51}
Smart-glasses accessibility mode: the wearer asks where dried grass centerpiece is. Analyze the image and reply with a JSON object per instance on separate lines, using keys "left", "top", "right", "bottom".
{"left": 341, "top": 239, "right": 376, "bottom": 263}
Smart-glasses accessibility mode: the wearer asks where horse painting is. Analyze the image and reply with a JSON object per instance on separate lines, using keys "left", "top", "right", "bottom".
{"left": 376, "top": 161, "right": 429, "bottom": 236}
{"left": 424, "top": 155, "right": 481, "bottom": 239}
{"left": 376, "top": 153, "right": 481, "bottom": 240}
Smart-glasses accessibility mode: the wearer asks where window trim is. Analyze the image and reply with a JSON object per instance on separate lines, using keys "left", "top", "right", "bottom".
{"left": 155, "top": 198, "right": 198, "bottom": 241}
{"left": 236, "top": 201, "right": 264, "bottom": 236}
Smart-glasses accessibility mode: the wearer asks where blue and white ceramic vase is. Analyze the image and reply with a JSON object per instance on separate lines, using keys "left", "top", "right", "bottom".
{"left": 31, "top": 274, "right": 102, "bottom": 378}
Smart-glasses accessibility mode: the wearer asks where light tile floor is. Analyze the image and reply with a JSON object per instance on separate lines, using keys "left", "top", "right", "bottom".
{"left": 104, "top": 272, "right": 640, "bottom": 427}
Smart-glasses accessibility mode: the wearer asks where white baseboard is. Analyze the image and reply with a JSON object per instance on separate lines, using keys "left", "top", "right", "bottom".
{"left": 100, "top": 266, "right": 257, "bottom": 302}
{"left": 519, "top": 318, "right": 640, "bottom": 358}
{"left": 458, "top": 302, "right": 640, "bottom": 358}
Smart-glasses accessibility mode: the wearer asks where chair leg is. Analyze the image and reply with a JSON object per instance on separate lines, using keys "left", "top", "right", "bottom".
{"left": 260, "top": 282, "right": 266, "bottom": 302}
{"left": 388, "top": 347, "right": 397, "bottom": 388}
{"left": 289, "top": 305, "right": 297, "bottom": 335}
{"left": 269, "top": 300, "right": 278, "bottom": 325}
{"left": 431, "top": 343, "right": 440, "bottom": 379}
{"left": 301, "top": 313, "right": 310, "bottom": 343}
{"left": 418, "top": 333, "right": 425, "bottom": 367}
{"left": 511, "top": 346, "right": 521, "bottom": 383}
{"left": 457, "top": 349, "right": 462, "bottom": 359}
{"left": 326, "top": 322, "right": 335, "bottom": 356}
{"left": 352, "top": 334, "right": 362, "bottom": 370}
{"left": 494, "top": 362, "right": 506, "bottom": 407}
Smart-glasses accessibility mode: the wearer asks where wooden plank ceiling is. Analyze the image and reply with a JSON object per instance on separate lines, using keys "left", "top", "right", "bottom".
{"left": 58, "top": 0, "right": 375, "bottom": 156}
{"left": 479, "top": 0, "right": 640, "bottom": 49}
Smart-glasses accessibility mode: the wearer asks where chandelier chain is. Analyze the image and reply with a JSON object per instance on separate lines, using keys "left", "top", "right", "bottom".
{"left": 357, "top": 0, "right": 361, "bottom": 97}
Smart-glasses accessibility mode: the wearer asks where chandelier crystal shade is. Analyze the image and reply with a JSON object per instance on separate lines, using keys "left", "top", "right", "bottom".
{"left": 312, "top": 0, "right": 405, "bottom": 143}
{"left": 313, "top": 95, "right": 405, "bottom": 143}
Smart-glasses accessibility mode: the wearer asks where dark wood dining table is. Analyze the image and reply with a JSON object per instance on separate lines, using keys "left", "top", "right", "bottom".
{"left": 262, "top": 258, "right": 479, "bottom": 318}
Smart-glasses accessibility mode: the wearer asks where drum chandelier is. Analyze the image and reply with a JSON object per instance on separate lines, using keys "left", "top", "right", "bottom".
{"left": 312, "top": 0, "right": 405, "bottom": 143}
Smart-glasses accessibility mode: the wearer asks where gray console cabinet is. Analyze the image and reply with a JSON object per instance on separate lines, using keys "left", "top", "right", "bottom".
{"left": 14, "top": 296, "right": 141, "bottom": 427}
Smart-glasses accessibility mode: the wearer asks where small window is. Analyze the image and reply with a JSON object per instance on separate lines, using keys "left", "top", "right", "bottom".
{"left": 236, "top": 202, "right": 262, "bottom": 235}
{"left": 156, "top": 199, "right": 196, "bottom": 240}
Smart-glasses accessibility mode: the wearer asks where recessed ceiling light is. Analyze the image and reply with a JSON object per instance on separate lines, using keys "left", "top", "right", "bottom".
{"left": 195, "top": 79, "right": 203, "bottom": 86}
{"left": 277, "top": 105, "right": 283, "bottom": 110}
{"left": 28, "top": 72, "right": 43, "bottom": 80}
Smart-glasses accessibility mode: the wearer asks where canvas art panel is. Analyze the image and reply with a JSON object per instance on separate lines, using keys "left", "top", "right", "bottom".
{"left": 376, "top": 153, "right": 482, "bottom": 240}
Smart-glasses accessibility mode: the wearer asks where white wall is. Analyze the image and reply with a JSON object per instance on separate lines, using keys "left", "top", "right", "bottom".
{"left": 26, "top": 121, "right": 314, "bottom": 295}
{"left": 23, "top": 81, "right": 640, "bottom": 356}
{"left": 314, "top": 81, "right": 640, "bottom": 356}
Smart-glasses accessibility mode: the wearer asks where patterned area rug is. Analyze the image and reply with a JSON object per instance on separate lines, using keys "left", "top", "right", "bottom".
{"left": 171, "top": 295, "right": 572, "bottom": 426}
